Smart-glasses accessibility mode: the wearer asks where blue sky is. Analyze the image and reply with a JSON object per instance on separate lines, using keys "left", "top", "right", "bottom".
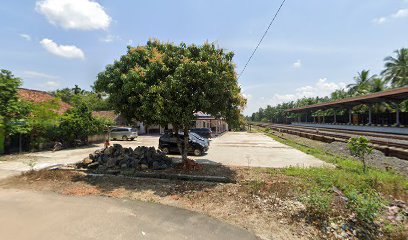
{"left": 1, "top": 0, "right": 408, "bottom": 115}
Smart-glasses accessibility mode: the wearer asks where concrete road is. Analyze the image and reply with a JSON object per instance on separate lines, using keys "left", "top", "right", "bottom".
{"left": 191, "top": 132, "right": 328, "bottom": 168}
{"left": 0, "top": 132, "right": 328, "bottom": 180}
{"left": 0, "top": 189, "right": 259, "bottom": 240}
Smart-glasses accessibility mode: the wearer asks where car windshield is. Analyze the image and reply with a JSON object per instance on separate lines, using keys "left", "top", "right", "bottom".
{"left": 189, "top": 132, "right": 205, "bottom": 140}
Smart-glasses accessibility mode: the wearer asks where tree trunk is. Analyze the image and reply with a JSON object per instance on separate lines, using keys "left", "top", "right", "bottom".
{"left": 174, "top": 126, "right": 183, "bottom": 157}
{"left": 362, "top": 157, "right": 367, "bottom": 173}
{"left": 182, "top": 127, "right": 189, "bottom": 164}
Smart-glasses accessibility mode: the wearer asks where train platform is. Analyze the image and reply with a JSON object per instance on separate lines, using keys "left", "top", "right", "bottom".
{"left": 291, "top": 123, "right": 408, "bottom": 135}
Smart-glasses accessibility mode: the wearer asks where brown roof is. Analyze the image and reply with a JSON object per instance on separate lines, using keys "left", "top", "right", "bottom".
{"left": 18, "top": 88, "right": 72, "bottom": 114}
{"left": 286, "top": 87, "right": 408, "bottom": 113}
{"left": 92, "top": 111, "right": 118, "bottom": 121}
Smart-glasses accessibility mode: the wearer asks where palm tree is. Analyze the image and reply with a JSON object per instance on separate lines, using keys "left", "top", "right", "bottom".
{"left": 347, "top": 70, "right": 376, "bottom": 96}
{"left": 369, "top": 78, "right": 386, "bottom": 93}
{"left": 382, "top": 48, "right": 408, "bottom": 87}
{"left": 331, "top": 89, "right": 349, "bottom": 100}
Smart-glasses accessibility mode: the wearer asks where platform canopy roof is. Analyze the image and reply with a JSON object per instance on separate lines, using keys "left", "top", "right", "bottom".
{"left": 286, "top": 87, "right": 408, "bottom": 113}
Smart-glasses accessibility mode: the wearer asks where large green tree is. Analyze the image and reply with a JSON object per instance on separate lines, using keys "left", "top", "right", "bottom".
{"left": 382, "top": 48, "right": 408, "bottom": 87}
{"left": 0, "top": 70, "right": 29, "bottom": 154}
{"left": 95, "top": 39, "right": 246, "bottom": 164}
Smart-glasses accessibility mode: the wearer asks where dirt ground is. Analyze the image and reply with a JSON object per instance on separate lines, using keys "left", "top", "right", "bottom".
{"left": 0, "top": 167, "right": 324, "bottom": 240}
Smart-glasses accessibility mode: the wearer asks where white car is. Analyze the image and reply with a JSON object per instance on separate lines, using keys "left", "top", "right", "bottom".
{"left": 110, "top": 127, "right": 138, "bottom": 141}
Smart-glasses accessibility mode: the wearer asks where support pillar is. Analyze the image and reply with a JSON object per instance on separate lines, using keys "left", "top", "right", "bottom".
{"left": 396, "top": 103, "right": 401, "bottom": 127}
{"left": 368, "top": 105, "right": 372, "bottom": 126}
{"left": 348, "top": 108, "right": 352, "bottom": 125}
{"left": 333, "top": 110, "right": 337, "bottom": 124}
{"left": 322, "top": 116, "right": 325, "bottom": 124}
{"left": 305, "top": 112, "right": 308, "bottom": 123}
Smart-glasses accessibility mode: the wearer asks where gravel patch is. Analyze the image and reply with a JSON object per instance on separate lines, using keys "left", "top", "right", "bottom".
{"left": 270, "top": 130, "right": 408, "bottom": 177}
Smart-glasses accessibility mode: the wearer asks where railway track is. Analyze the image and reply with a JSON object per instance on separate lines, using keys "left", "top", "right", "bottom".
{"left": 268, "top": 123, "right": 408, "bottom": 141}
{"left": 252, "top": 122, "right": 408, "bottom": 160}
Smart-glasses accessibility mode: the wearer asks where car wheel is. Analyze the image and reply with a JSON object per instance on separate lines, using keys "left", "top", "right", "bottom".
{"left": 122, "top": 136, "right": 128, "bottom": 141}
{"left": 193, "top": 148, "right": 202, "bottom": 156}
{"left": 161, "top": 147, "right": 170, "bottom": 154}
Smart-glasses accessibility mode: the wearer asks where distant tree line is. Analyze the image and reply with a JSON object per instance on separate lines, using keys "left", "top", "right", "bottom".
{"left": 49, "top": 84, "right": 111, "bottom": 111}
{"left": 250, "top": 48, "right": 408, "bottom": 122}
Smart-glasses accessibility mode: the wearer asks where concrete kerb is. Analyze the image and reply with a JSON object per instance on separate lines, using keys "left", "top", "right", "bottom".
{"left": 52, "top": 167, "right": 235, "bottom": 184}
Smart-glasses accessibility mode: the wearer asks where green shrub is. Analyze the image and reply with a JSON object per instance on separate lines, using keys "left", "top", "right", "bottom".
{"left": 302, "top": 188, "right": 332, "bottom": 220}
{"left": 347, "top": 136, "right": 373, "bottom": 173}
{"left": 248, "top": 180, "right": 266, "bottom": 194}
{"left": 346, "top": 189, "right": 383, "bottom": 223}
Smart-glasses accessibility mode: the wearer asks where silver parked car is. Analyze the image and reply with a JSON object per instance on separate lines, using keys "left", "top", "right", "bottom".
{"left": 110, "top": 127, "right": 138, "bottom": 141}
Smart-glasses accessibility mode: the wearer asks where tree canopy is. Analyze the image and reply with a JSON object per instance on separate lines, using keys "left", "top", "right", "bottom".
{"left": 50, "top": 86, "right": 110, "bottom": 111}
{"left": 382, "top": 48, "right": 408, "bottom": 87}
{"left": 95, "top": 39, "right": 246, "bottom": 163}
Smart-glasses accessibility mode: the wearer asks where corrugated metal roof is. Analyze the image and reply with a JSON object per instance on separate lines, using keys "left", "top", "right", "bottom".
{"left": 286, "top": 87, "right": 408, "bottom": 112}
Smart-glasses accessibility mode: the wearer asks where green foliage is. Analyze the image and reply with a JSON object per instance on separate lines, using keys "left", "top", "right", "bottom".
{"left": 0, "top": 69, "right": 30, "bottom": 153}
{"left": 264, "top": 131, "right": 408, "bottom": 228}
{"left": 382, "top": 48, "right": 408, "bottom": 88}
{"left": 347, "top": 189, "right": 383, "bottom": 223}
{"left": 58, "top": 104, "right": 108, "bottom": 144}
{"left": 248, "top": 180, "right": 266, "bottom": 194}
{"left": 347, "top": 136, "right": 373, "bottom": 173}
{"left": 347, "top": 70, "right": 378, "bottom": 96}
{"left": 23, "top": 100, "right": 60, "bottom": 148}
{"left": 302, "top": 188, "right": 332, "bottom": 220}
{"left": 95, "top": 39, "right": 245, "bottom": 162}
{"left": 51, "top": 86, "right": 110, "bottom": 111}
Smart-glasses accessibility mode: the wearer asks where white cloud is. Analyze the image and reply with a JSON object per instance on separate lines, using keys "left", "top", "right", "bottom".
{"left": 293, "top": 59, "right": 302, "bottom": 68}
{"left": 36, "top": 0, "right": 111, "bottom": 30}
{"left": 373, "top": 8, "right": 408, "bottom": 24}
{"left": 372, "top": 17, "right": 387, "bottom": 24}
{"left": 40, "top": 38, "right": 85, "bottom": 59}
{"left": 19, "top": 33, "right": 31, "bottom": 41}
{"left": 392, "top": 9, "right": 408, "bottom": 18}
{"left": 243, "top": 79, "right": 346, "bottom": 115}
{"left": 23, "top": 70, "right": 59, "bottom": 80}
{"left": 242, "top": 93, "right": 252, "bottom": 101}
{"left": 127, "top": 39, "right": 133, "bottom": 45}
{"left": 100, "top": 34, "right": 120, "bottom": 43}
{"left": 44, "top": 81, "right": 60, "bottom": 87}
{"left": 269, "top": 78, "right": 346, "bottom": 106}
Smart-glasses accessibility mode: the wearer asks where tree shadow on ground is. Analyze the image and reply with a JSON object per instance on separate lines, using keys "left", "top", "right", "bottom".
{"left": 66, "top": 163, "right": 239, "bottom": 198}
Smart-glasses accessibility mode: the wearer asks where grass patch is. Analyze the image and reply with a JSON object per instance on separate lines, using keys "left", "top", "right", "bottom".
{"left": 259, "top": 128, "right": 408, "bottom": 238}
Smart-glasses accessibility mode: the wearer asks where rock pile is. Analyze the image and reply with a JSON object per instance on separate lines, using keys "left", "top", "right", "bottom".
{"left": 82, "top": 144, "right": 174, "bottom": 171}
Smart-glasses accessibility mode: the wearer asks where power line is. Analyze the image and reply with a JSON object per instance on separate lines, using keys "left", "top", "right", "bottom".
{"left": 238, "top": 0, "right": 287, "bottom": 79}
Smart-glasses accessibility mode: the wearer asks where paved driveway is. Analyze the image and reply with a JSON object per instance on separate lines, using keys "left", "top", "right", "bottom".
{"left": 0, "top": 189, "right": 258, "bottom": 240}
{"left": 0, "top": 132, "right": 328, "bottom": 180}
{"left": 191, "top": 132, "right": 328, "bottom": 168}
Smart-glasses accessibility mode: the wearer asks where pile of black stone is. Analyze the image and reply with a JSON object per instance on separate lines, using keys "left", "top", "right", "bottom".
{"left": 81, "top": 144, "right": 174, "bottom": 171}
